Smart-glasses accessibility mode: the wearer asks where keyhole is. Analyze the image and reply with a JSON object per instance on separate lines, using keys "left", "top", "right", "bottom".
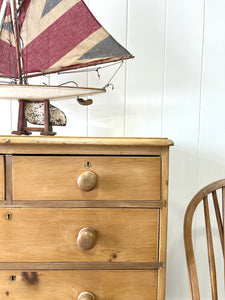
{"left": 6, "top": 213, "right": 12, "bottom": 221}
{"left": 86, "top": 161, "right": 91, "bottom": 168}
{"left": 10, "top": 275, "right": 16, "bottom": 281}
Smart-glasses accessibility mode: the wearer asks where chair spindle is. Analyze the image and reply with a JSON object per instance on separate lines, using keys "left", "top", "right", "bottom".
{"left": 203, "top": 196, "right": 218, "bottom": 300}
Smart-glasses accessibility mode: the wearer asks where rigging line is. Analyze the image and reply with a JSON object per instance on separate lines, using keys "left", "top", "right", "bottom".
{"left": 95, "top": 61, "right": 123, "bottom": 70}
{"left": 8, "top": 38, "right": 17, "bottom": 83}
{"left": 6, "top": 5, "right": 17, "bottom": 82}
{"left": 18, "top": 36, "right": 26, "bottom": 82}
{"left": 103, "top": 61, "right": 124, "bottom": 89}
{"left": 17, "top": 29, "right": 28, "bottom": 83}
{"left": 58, "top": 81, "right": 78, "bottom": 87}
{"left": 57, "top": 61, "right": 123, "bottom": 75}
{"left": 10, "top": 0, "right": 24, "bottom": 83}
{"left": 9, "top": 5, "right": 16, "bottom": 82}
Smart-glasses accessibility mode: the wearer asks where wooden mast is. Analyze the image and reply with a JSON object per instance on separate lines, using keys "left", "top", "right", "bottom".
{"left": 18, "top": 0, "right": 26, "bottom": 12}
{"left": 12, "top": 0, "right": 22, "bottom": 83}
{"left": 11, "top": 0, "right": 30, "bottom": 135}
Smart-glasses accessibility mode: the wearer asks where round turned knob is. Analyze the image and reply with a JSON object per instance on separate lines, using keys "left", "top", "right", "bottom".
{"left": 78, "top": 292, "right": 95, "bottom": 300}
{"left": 77, "top": 228, "right": 97, "bottom": 251}
{"left": 77, "top": 171, "right": 97, "bottom": 192}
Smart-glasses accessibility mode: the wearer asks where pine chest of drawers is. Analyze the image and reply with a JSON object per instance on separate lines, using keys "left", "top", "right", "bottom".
{"left": 0, "top": 136, "right": 173, "bottom": 300}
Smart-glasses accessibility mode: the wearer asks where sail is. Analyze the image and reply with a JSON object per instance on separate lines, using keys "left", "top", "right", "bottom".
{"left": 19, "top": 0, "right": 132, "bottom": 77}
{"left": 0, "top": 0, "right": 17, "bottom": 77}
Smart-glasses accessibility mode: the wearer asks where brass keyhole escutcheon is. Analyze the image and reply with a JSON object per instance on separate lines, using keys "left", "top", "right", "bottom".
{"left": 78, "top": 292, "right": 95, "bottom": 300}
{"left": 77, "top": 228, "right": 97, "bottom": 251}
{"left": 77, "top": 171, "right": 97, "bottom": 192}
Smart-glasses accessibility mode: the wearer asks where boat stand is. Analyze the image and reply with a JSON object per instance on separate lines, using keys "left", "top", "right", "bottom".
{"left": 12, "top": 100, "right": 56, "bottom": 136}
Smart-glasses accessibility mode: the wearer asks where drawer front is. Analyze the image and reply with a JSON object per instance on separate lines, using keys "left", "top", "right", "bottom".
{"left": 0, "top": 270, "right": 157, "bottom": 300}
{"left": 0, "top": 156, "right": 4, "bottom": 200}
{"left": 12, "top": 156, "right": 160, "bottom": 201}
{"left": 0, "top": 208, "right": 159, "bottom": 262}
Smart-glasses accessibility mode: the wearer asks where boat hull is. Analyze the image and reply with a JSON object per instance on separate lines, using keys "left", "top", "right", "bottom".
{"left": 0, "top": 84, "right": 106, "bottom": 100}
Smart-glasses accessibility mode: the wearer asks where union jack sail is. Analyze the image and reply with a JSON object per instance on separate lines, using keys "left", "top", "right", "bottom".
{"left": 0, "top": 0, "right": 132, "bottom": 78}
{"left": 0, "top": 0, "right": 17, "bottom": 77}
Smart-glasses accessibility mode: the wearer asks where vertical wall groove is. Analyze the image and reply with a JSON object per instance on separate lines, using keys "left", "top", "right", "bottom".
{"left": 124, "top": 0, "right": 129, "bottom": 137}
{"left": 86, "top": 0, "right": 90, "bottom": 137}
{"left": 197, "top": 0, "right": 206, "bottom": 161}
{"left": 161, "top": 0, "right": 168, "bottom": 138}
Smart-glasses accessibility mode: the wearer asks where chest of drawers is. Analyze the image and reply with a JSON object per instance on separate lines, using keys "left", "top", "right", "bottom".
{"left": 0, "top": 136, "right": 173, "bottom": 300}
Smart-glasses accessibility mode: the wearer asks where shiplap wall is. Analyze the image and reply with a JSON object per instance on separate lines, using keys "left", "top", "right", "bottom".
{"left": 1, "top": 0, "right": 225, "bottom": 299}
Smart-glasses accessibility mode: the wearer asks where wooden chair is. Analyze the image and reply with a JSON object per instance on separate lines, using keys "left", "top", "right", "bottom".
{"left": 184, "top": 179, "right": 225, "bottom": 300}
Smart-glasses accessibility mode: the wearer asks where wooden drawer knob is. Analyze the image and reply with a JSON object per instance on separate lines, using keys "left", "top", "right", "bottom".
{"left": 78, "top": 292, "right": 95, "bottom": 300}
{"left": 77, "top": 228, "right": 97, "bottom": 251}
{"left": 77, "top": 171, "right": 97, "bottom": 192}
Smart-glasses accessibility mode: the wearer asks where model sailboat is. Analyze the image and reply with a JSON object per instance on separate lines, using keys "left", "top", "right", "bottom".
{"left": 0, "top": 0, "right": 132, "bottom": 135}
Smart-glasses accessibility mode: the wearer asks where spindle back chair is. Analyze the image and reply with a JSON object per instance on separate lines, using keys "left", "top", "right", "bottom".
{"left": 184, "top": 179, "right": 225, "bottom": 300}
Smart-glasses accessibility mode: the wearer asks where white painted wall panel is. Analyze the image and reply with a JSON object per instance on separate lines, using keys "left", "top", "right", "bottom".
{"left": 196, "top": 1, "right": 225, "bottom": 299}
{"left": 126, "top": 0, "right": 166, "bottom": 137}
{"left": 0, "top": 101, "right": 11, "bottom": 134}
{"left": 162, "top": 1, "right": 205, "bottom": 299}
{"left": 198, "top": 0, "right": 225, "bottom": 184}
{"left": 87, "top": 0, "right": 128, "bottom": 137}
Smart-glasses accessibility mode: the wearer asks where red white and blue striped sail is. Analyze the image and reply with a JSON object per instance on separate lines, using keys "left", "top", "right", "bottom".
{"left": 0, "top": 0, "right": 17, "bottom": 77}
{"left": 0, "top": 0, "right": 132, "bottom": 78}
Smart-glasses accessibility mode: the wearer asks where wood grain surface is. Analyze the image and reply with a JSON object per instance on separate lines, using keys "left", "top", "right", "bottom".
{"left": 0, "top": 136, "right": 173, "bottom": 155}
{"left": 0, "top": 156, "right": 4, "bottom": 200}
{"left": 13, "top": 156, "right": 161, "bottom": 201}
{"left": 0, "top": 208, "right": 159, "bottom": 262}
{"left": 0, "top": 270, "right": 158, "bottom": 300}
{"left": 158, "top": 147, "right": 169, "bottom": 300}
{"left": 0, "top": 136, "right": 174, "bottom": 146}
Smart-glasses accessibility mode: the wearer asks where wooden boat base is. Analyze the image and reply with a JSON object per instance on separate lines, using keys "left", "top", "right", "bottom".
{"left": 40, "top": 131, "right": 56, "bottom": 136}
{"left": 12, "top": 99, "right": 57, "bottom": 136}
{"left": 11, "top": 130, "right": 32, "bottom": 135}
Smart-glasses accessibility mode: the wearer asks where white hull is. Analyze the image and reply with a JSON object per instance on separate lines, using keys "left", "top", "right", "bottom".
{"left": 0, "top": 84, "right": 106, "bottom": 100}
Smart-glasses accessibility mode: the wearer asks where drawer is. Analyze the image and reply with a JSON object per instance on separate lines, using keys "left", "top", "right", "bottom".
{"left": 0, "top": 270, "right": 157, "bottom": 300}
{"left": 12, "top": 156, "right": 161, "bottom": 201}
{"left": 0, "top": 156, "right": 4, "bottom": 200}
{"left": 0, "top": 208, "right": 159, "bottom": 262}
